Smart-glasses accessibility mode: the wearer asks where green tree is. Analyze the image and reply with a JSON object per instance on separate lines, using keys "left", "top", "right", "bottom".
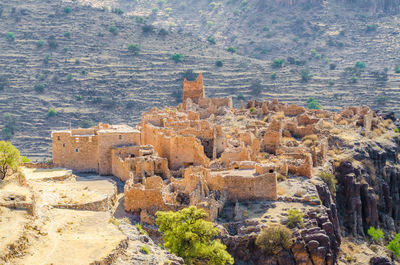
{"left": 387, "top": 233, "right": 400, "bottom": 258}
{"left": 367, "top": 227, "right": 384, "bottom": 242}
{"left": 171, "top": 53, "right": 183, "bottom": 63}
{"left": 307, "top": 97, "right": 322, "bottom": 110}
{"left": 156, "top": 206, "right": 234, "bottom": 265}
{"left": 1, "top": 113, "right": 18, "bottom": 140}
{"left": 0, "top": 141, "right": 20, "bottom": 180}
{"left": 300, "top": 69, "right": 313, "bottom": 82}
{"left": 128, "top": 43, "right": 141, "bottom": 55}
{"left": 272, "top": 58, "right": 284, "bottom": 68}
{"left": 250, "top": 80, "right": 263, "bottom": 96}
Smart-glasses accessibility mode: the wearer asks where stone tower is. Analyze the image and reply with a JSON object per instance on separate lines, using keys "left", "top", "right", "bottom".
{"left": 183, "top": 72, "right": 205, "bottom": 104}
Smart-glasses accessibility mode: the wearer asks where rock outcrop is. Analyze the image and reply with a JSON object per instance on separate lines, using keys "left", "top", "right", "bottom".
{"left": 335, "top": 137, "right": 400, "bottom": 236}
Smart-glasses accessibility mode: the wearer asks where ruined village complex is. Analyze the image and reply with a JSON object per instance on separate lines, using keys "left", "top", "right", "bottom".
{"left": 51, "top": 74, "right": 377, "bottom": 227}
{"left": 2, "top": 73, "right": 400, "bottom": 264}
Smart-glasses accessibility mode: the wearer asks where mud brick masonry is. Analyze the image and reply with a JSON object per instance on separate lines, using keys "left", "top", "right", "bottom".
{"left": 52, "top": 73, "right": 378, "bottom": 224}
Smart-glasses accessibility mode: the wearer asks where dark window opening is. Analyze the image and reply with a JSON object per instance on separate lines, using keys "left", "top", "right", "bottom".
{"left": 75, "top": 148, "right": 79, "bottom": 153}
{"left": 57, "top": 136, "right": 61, "bottom": 140}
{"left": 269, "top": 169, "right": 274, "bottom": 173}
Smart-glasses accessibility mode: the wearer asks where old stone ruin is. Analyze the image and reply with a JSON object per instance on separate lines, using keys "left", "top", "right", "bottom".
{"left": 51, "top": 73, "right": 399, "bottom": 264}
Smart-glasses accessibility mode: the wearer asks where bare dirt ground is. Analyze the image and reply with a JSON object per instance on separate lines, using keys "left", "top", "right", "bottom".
{"left": 0, "top": 168, "right": 182, "bottom": 264}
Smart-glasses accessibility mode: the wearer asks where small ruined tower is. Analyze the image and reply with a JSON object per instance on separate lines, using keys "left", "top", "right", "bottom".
{"left": 183, "top": 72, "right": 205, "bottom": 104}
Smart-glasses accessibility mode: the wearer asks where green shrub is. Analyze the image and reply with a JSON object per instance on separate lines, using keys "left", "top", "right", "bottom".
{"left": 182, "top": 70, "right": 198, "bottom": 81}
{"left": 271, "top": 73, "right": 277, "bottom": 80}
{"left": 141, "top": 245, "right": 150, "bottom": 254}
{"left": 367, "top": 227, "right": 384, "bottom": 242}
{"left": 63, "top": 7, "right": 72, "bottom": 14}
{"left": 394, "top": 128, "right": 399, "bottom": 133}
{"left": 171, "top": 53, "right": 183, "bottom": 63}
{"left": 128, "top": 43, "right": 140, "bottom": 55}
{"left": 47, "top": 108, "right": 58, "bottom": 117}
{"left": 136, "top": 224, "right": 148, "bottom": 235}
{"left": 34, "top": 83, "right": 46, "bottom": 93}
{"left": 329, "top": 81, "right": 335, "bottom": 86}
{"left": 250, "top": 80, "right": 263, "bottom": 95}
{"left": 152, "top": 7, "right": 159, "bottom": 14}
{"left": 387, "top": 233, "right": 400, "bottom": 258}
{"left": 307, "top": 97, "right": 322, "bottom": 110}
{"left": 215, "top": 60, "right": 223, "bottom": 67}
{"left": 159, "top": 28, "right": 168, "bottom": 36}
{"left": 249, "top": 107, "right": 256, "bottom": 113}
{"left": 64, "top": 32, "right": 71, "bottom": 38}
{"left": 366, "top": 24, "right": 378, "bottom": 32}
{"left": 376, "top": 95, "right": 389, "bottom": 105}
{"left": 0, "top": 75, "right": 9, "bottom": 91}
{"left": 272, "top": 58, "right": 284, "bottom": 68}
{"left": 47, "top": 36, "right": 58, "bottom": 49}
{"left": 76, "top": 95, "right": 83, "bottom": 101}
{"left": 108, "top": 26, "right": 118, "bottom": 35}
{"left": 287, "top": 209, "right": 304, "bottom": 228}
{"left": 351, "top": 76, "right": 358, "bottom": 83}
{"left": 395, "top": 66, "right": 400, "bottom": 73}
{"left": 66, "top": 74, "right": 73, "bottom": 82}
{"left": 318, "top": 171, "right": 337, "bottom": 195}
{"left": 256, "top": 225, "right": 293, "bottom": 254}
{"left": 112, "top": 8, "right": 124, "bottom": 15}
{"left": 207, "top": 36, "right": 217, "bottom": 44}
{"left": 329, "top": 63, "right": 336, "bottom": 70}
{"left": 355, "top": 61, "right": 366, "bottom": 69}
{"left": 43, "top": 54, "right": 50, "bottom": 65}
{"left": 21, "top": 156, "right": 30, "bottom": 163}
{"left": 7, "top": 32, "right": 15, "bottom": 41}
{"left": 36, "top": 40, "right": 44, "bottom": 47}
{"left": 142, "top": 24, "right": 154, "bottom": 33}
{"left": 80, "top": 120, "right": 94, "bottom": 128}
{"left": 1, "top": 113, "right": 18, "bottom": 140}
{"left": 237, "top": 93, "right": 245, "bottom": 101}
{"left": 226, "top": 47, "right": 237, "bottom": 53}
{"left": 156, "top": 206, "right": 234, "bottom": 265}
{"left": 300, "top": 69, "right": 312, "bottom": 82}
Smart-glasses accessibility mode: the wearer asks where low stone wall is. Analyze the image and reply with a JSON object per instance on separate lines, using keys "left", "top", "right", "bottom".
{"left": 23, "top": 162, "right": 54, "bottom": 169}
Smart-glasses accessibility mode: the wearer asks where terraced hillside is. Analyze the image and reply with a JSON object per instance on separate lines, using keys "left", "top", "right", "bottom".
{"left": 1, "top": 0, "right": 400, "bottom": 159}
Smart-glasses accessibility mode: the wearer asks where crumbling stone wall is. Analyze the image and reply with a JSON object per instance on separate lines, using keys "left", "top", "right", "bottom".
{"left": 183, "top": 73, "right": 205, "bottom": 104}
{"left": 207, "top": 164, "right": 277, "bottom": 201}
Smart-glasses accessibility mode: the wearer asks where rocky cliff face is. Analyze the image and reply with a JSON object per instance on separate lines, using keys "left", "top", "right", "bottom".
{"left": 218, "top": 182, "right": 341, "bottom": 265}
{"left": 335, "top": 137, "right": 400, "bottom": 237}
{"left": 220, "top": 202, "right": 341, "bottom": 265}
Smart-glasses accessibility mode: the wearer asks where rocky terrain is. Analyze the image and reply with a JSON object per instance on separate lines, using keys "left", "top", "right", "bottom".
{"left": 1, "top": 0, "right": 400, "bottom": 159}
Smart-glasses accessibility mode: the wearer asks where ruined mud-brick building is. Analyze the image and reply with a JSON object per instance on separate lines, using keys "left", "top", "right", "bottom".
{"left": 52, "top": 73, "right": 380, "bottom": 225}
